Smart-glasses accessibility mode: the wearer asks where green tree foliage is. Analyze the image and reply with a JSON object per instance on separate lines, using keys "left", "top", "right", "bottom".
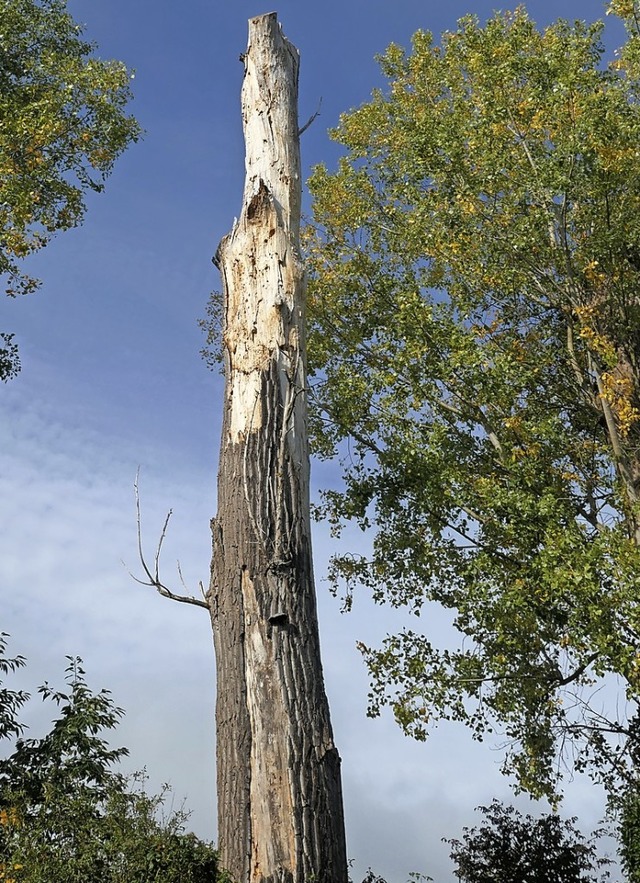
{"left": 306, "top": 3, "right": 640, "bottom": 800}
{"left": 610, "top": 741, "right": 640, "bottom": 883}
{"left": 617, "top": 778, "right": 640, "bottom": 881}
{"left": 0, "top": 636, "right": 218, "bottom": 882}
{"left": 0, "top": 635, "right": 27, "bottom": 742}
{"left": 446, "top": 801, "right": 610, "bottom": 883}
{"left": 0, "top": 0, "right": 140, "bottom": 380}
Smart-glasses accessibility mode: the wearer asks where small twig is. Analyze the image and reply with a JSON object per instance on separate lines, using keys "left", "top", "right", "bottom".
{"left": 177, "top": 560, "right": 209, "bottom": 603}
{"left": 128, "top": 470, "right": 209, "bottom": 610}
{"left": 298, "top": 97, "right": 322, "bottom": 137}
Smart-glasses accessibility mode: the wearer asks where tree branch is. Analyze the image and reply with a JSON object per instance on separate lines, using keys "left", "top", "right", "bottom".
{"left": 128, "top": 471, "right": 209, "bottom": 610}
{"left": 551, "top": 651, "right": 600, "bottom": 688}
{"left": 298, "top": 97, "right": 322, "bottom": 136}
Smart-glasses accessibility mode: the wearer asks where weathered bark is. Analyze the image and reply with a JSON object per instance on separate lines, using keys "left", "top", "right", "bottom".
{"left": 209, "top": 14, "right": 348, "bottom": 883}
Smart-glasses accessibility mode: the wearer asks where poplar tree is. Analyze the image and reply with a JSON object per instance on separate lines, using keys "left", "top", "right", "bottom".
{"left": 306, "top": 2, "right": 640, "bottom": 800}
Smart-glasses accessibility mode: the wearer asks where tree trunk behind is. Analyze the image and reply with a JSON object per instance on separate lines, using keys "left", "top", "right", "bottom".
{"left": 209, "top": 14, "right": 348, "bottom": 883}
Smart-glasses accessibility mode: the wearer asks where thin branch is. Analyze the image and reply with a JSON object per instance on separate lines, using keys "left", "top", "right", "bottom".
{"left": 505, "top": 117, "right": 538, "bottom": 175}
{"left": 591, "top": 361, "right": 640, "bottom": 536}
{"left": 129, "top": 471, "right": 209, "bottom": 610}
{"left": 593, "top": 361, "right": 625, "bottom": 462}
{"left": 447, "top": 387, "right": 505, "bottom": 460}
{"left": 298, "top": 97, "right": 322, "bottom": 137}
{"left": 552, "top": 651, "right": 600, "bottom": 688}
{"left": 177, "top": 560, "right": 209, "bottom": 604}
{"left": 565, "top": 313, "right": 589, "bottom": 394}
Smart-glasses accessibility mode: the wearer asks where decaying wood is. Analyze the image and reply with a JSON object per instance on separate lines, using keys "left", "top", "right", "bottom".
{"left": 209, "top": 13, "right": 348, "bottom": 883}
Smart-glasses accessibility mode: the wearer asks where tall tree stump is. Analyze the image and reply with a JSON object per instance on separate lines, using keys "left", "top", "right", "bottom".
{"left": 209, "top": 14, "right": 348, "bottom": 883}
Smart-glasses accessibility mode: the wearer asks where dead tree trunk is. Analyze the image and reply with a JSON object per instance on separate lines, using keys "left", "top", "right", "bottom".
{"left": 209, "top": 14, "right": 348, "bottom": 883}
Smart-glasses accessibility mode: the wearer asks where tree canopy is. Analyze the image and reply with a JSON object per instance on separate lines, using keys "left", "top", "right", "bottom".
{"left": 0, "top": 0, "right": 140, "bottom": 380}
{"left": 306, "top": 2, "right": 640, "bottom": 801}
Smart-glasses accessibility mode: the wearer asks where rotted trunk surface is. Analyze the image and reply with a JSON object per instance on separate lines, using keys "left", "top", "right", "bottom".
{"left": 209, "top": 14, "right": 348, "bottom": 883}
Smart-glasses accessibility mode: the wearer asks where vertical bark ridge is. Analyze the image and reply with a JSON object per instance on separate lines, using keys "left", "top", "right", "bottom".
{"left": 209, "top": 13, "right": 348, "bottom": 883}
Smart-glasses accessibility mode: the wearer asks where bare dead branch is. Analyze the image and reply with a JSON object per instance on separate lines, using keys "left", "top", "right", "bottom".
{"left": 128, "top": 470, "right": 209, "bottom": 610}
{"left": 298, "top": 97, "right": 322, "bottom": 136}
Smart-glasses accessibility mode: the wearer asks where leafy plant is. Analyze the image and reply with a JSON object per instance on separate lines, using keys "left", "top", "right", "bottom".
{"left": 0, "top": 634, "right": 27, "bottom": 741}
{"left": 0, "top": 637, "right": 218, "bottom": 882}
{"left": 305, "top": 3, "right": 640, "bottom": 801}
{"left": 615, "top": 780, "right": 640, "bottom": 882}
{"left": 0, "top": 0, "right": 141, "bottom": 379}
{"left": 445, "top": 801, "right": 611, "bottom": 883}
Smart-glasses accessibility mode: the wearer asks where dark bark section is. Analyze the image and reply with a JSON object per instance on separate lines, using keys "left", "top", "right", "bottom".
{"left": 210, "top": 360, "right": 348, "bottom": 883}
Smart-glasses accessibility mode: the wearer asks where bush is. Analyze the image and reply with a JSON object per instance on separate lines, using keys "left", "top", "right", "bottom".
{"left": 0, "top": 636, "right": 218, "bottom": 882}
{"left": 446, "top": 800, "right": 611, "bottom": 883}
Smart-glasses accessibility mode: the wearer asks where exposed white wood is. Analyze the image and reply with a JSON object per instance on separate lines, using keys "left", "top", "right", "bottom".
{"left": 218, "top": 14, "right": 305, "bottom": 448}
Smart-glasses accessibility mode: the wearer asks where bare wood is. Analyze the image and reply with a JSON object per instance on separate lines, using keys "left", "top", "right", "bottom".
{"left": 210, "top": 13, "right": 348, "bottom": 883}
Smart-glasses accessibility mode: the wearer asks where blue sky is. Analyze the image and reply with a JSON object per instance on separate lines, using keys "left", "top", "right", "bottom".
{"left": 0, "top": 1, "right": 626, "bottom": 880}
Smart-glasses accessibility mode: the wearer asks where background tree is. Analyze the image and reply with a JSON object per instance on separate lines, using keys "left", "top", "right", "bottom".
{"left": 0, "top": 0, "right": 140, "bottom": 380}
{"left": 0, "top": 636, "right": 218, "bottom": 883}
{"left": 305, "top": 3, "right": 640, "bottom": 801}
{"left": 614, "top": 743, "right": 640, "bottom": 883}
{"left": 618, "top": 785, "right": 640, "bottom": 881}
{"left": 446, "top": 800, "right": 610, "bottom": 883}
